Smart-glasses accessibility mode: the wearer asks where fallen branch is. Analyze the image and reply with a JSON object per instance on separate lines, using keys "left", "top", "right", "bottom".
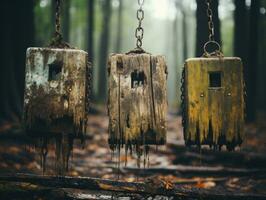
{"left": 0, "top": 173, "right": 266, "bottom": 200}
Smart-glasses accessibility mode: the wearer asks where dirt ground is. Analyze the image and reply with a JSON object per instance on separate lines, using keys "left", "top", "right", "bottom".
{"left": 0, "top": 107, "right": 266, "bottom": 196}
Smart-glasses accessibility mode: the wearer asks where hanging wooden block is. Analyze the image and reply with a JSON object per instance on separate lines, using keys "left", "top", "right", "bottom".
{"left": 182, "top": 57, "right": 245, "bottom": 150}
{"left": 24, "top": 47, "right": 92, "bottom": 174}
{"left": 22, "top": 0, "right": 93, "bottom": 174}
{"left": 108, "top": 52, "right": 168, "bottom": 152}
{"left": 24, "top": 47, "right": 91, "bottom": 137}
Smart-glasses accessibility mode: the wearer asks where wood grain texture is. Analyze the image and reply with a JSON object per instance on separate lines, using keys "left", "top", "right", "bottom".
{"left": 108, "top": 53, "right": 167, "bottom": 150}
{"left": 24, "top": 48, "right": 91, "bottom": 136}
{"left": 183, "top": 57, "right": 245, "bottom": 150}
{"left": 23, "top": 48, "right": 92, "bottom": 174}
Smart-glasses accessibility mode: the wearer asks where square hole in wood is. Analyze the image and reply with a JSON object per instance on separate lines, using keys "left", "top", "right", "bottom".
{"left": 209, "top": 71, "right": 222, "bottom": 88}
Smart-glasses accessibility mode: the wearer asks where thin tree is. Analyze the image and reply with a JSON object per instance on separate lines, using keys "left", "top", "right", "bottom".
{"left": 97, "top": 0, "right": 112, "bottom": 101}
{"left": 181, "top": 6, "right": 188, "bottom": 61}
{"left": 0, "top": 0, "right": 35, "bottom": 123}
{"left": 62, "top": 0, "right": 70, "bottom": 42}
{"left": 87, "top": 0, "right": 94, "bottom": 63}
{"left": 257, "top": 0, "right": 266, "bottom": 117}
{"left": 196, "top": 0, "right": 221, "bottom": 57}
{"left": 173, "top": 1, "right": 178, "bottom": 66}
{"left": 246, "top": 0, "right": 260, "bottom": 122}
{"left": 234, "top": 0, "right": 248, "bottom": 60}
{"left": 115, "top": 0, "right": 123, "bottom": 53}
{"left": 51, "top": 0, "right": 56, "bottom": 36}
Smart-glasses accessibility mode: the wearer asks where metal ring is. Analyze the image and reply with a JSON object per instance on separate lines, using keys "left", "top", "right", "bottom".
{"left": 203, "top": 40, "right": 221, "bottom": 55}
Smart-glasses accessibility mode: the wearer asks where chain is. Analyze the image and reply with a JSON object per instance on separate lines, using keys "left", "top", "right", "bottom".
{"left": 55, "top": 0, "right": 62, "bottom": 40}
{"left": 86, "top": 56, "right": 92, "bottom": 114}
{"left": 49, "top": 0, "right": 71, "bottom": 48}
{"left": 180, "top": 67, "right": 187, "bottom": 143}
{"left": 135, "top": 0, "right": 144, "bottom": 49}
{"left": 203, "top": 0, "right": 223, "bottom": 57}
{"left": 205, "top": 0, "right": 215, "bottom": 41}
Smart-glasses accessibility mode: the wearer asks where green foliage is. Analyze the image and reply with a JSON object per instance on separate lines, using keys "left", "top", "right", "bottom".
{"left": 69, "top": 0, "right": 87, "bottom": 49}
{"left": 221, "top": 19, "right": 234, "bottom": 56}
{"left": 34, "top": 0, "right": 53, "bottom": 46}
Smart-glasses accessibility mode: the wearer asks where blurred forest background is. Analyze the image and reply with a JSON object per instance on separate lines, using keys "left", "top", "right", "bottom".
{"left": 0, "top": 0, "right": 266, "bottom": 127}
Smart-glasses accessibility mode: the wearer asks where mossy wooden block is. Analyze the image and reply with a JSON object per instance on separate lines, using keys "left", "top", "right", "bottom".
{"left": 183, "top": 57, "right": 245, "bottom": 150}
{"left": 23, "top": 47, "right": 91, "bottom": 136}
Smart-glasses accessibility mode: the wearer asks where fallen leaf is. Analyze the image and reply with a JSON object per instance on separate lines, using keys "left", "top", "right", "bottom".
{"left": 195, "top": 181, "right": 216, "bottom": 189}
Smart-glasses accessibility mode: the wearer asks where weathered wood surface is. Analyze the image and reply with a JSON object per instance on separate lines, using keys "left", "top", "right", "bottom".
{"left": 24, "top": 47, "right": 91, "bottom": 136}
{"left": 24, "top": 47, "right": 92, "bottom": 174}
{"left": 183, "top": 57, "right": 244, "bottom": 149}
{"left": 0, "top": 182, "right": 147, "bottom": 200}
{"left": 108, "top": 53, "right": 167, "bottom": 149}
{"left": 0, "top": 174, "right": 266, "bottom": 200}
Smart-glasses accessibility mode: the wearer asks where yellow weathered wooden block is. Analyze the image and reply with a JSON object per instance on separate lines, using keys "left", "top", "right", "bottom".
{"left": 108, "top": 52, "right": 167, "bottom": 150}
{"left": 183, "top": 57, "right": 245, "bottom": 150}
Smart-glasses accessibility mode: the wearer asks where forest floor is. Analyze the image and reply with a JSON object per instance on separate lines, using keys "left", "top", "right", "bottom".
{"left": 0, "top": 106, "right": 266, "bottom": 199}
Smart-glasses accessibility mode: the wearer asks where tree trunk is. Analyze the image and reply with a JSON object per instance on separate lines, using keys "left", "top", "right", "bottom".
{"left": 87, "top": 0, "right": 94, "bottom": 63}
{"left": 234, "top": 0, "right": 248, "bottom": 59}
{"left": 182, "top": 10, "right": 188, "bottom": 61}
{"left": 173, "top": 2, "right": 178, "bottom": 66}
{"left": 257, "top": 0, "right": 266, "bottom": 122}
{"left": 196, "top": 0, "right": 221, "bottom": 57}
{"left": 0, "top": 0, "right": 35, "bottom": 124}
{"left": 51, "top": 0, "right": 56, "bottom": 35}
{"left": 173, "top": 1, "right": 181, "bottom": 108}
{"left": 87, "top": 0, "right": 95, "bottom": 100}
{"left": 97, "top": 0, "right": 112, "bottom": 101}
{"left": 115, "top": 0, "right": 123, "bottom": 53}
{"left": 0, "top": 1, "right": 11, "bottom": 123}
{"left": 62, "top": 0, "right": 70, "bottom": 42}
{"left": 246, "top": 0, "right": 260, "bottom": 122}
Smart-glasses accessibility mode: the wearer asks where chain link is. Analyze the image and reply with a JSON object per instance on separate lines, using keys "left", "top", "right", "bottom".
{"left": 135, "top": 0, "right": 144, "bottom": 48}
{"left": 180, "top": 67, "right": 186, "bottom": 143}
{"left": 205, "top": 0, "right": 215, "bottom": 41}
{"left": 55, "top": 0, "right": 62, "bottom": 41}
{"left": 86, "top": 57, "right": 92, "bottom": 114}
